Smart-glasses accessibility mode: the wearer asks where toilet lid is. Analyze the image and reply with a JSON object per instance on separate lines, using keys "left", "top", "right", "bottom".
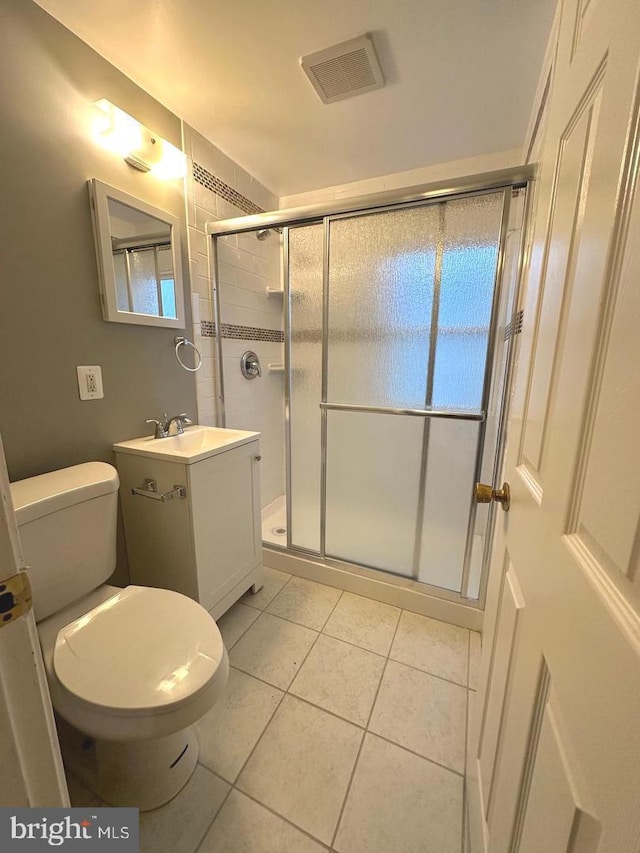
{"left": 53, "top": 586, "right": 225, "bottom": 714}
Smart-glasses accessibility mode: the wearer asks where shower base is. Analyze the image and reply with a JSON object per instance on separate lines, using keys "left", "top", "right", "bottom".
{"left": 259, "top": 494, "right": 484, "bottom": 631}
{"left": 261, "top": 494, "right": 287, "bottom": 546}
{"left": 262, "top": 545, "right": 482, "bottom": 631}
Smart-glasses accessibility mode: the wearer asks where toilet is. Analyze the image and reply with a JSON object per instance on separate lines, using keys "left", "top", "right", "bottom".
{"left": 10, "top": 461, "right": 228, "bottom": 811}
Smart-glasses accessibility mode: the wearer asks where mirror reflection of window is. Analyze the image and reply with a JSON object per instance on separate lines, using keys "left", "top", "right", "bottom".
{"left": 108, "top": 198, "right": 177, "bottom": 319}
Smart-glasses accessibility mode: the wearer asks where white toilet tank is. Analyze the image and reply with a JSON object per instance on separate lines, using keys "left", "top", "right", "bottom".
{"left": 10, "top": 462, "right": 119, "bottom": 622}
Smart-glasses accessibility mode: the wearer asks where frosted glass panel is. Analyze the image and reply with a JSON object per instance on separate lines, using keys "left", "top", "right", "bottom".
{"left": 281, "top": 189, "right": 511, "bottom": 591}
{"left": 432, "top": 192, "right": 503, "bottom": 410}
{"left": 113, "top": 252, "right": 129, "bottom": 311}
{"left": 418, "top": 418, "right": 481, "bottom": 591}
{"left": 325, "top": 411, "right": 423, "bottom": 575}
{"left": 431, "top": 332, "right": 489, "bottom": 410}
{"left": 327, "top": 206, "right": 441, "bottom": 408}
{"left": 129, "top": 249, "right": 159, "bottom": 315}
{"left": 289, "top": 225, "right": 324, "bottom": 552}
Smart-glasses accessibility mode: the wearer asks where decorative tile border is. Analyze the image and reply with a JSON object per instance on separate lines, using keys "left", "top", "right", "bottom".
{"left": 223, "top": 323, "right": 284, "bottom": 342}
{"left": 204, "top": 314, "right": 517, "bottom": 345}
{"left": 205, "top": 315, "right": 517, "bottom": 345}
{"left": 193, "top": 162, "right": 265, "bottom": 216}
{"left": 200, "top": 320, "right": 284, "bottom": 343}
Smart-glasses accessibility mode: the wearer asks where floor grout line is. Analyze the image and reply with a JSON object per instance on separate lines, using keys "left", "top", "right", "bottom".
{"left": 329, "top": 605, "right": 403, "bottom": 849}
{"left": 195, "top": 576, "right": 472, "bottom": 851}
{"left": 205, "top": 589, "right": 373, "bottom": 850}
{"left": 229, "top": 788, "right": 332, "bottom": 851}
{"left": 277, "top": 587, "right": 345, "bottom": 702}
{"left": 226, "top": 663, "right": 290, "bottom": 695}
{"left": 239, "top": 570, "right": 293, "bottom": 614}
{"left": 191, "top": 764, "right": 235, "bottom": 853}
{"left": 231, "top": 601, "right": 470, "bottom": 689}
{"left": 260, "top": 571, "right": 294, "bottom": 609}
{"left": 243, "top": 572, "right": 474, "bottom": 645}
{"left": 217, "top": 677, "right": 288, "bottom": 796}
{"left": 318, "top": 587, "right": 345, "bottom": 633}
{"left": 327, "top": 713, "right": 367, "bottom": 850}
{"left": 227, "top": 586, "right": 337, "bottom": 789}
{"left": 386, "top": 652, "right": 469, "bottom": 690}
{"left": 218, "top": 607, "right": 261, "bottom": 652}
{"left": 285, "top": 689, "right": 366, "bottom": 732}
{"left": 225, "top": 622, "right": 338, "bottom": 848}
{"left": 364, "top": 731, "right": 466, "bottom": 779}
{"left": 221, "top": 664, "right": 467, "bottom": 779}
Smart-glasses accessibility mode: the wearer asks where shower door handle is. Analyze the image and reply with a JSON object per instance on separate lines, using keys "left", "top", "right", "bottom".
{"left": 475, "top": 481, "right": 510, "bottom": 512}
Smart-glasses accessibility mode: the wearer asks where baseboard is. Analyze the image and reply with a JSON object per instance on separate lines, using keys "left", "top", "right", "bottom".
{"left": 466, "top": 689, "right": 489, "bottom": 853}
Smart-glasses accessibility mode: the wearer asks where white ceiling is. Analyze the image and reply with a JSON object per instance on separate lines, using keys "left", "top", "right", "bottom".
{"left": 35, "top": 0, "right": 556, "bottom": 196}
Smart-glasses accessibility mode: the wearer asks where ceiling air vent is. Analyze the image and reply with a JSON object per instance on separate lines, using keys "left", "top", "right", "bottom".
{"left": 300, "top": 34, "right": 385, "bottom": 104}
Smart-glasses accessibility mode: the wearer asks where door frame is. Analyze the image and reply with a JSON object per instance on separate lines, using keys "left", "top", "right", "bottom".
{"left": 0, "top": 434, "right": 68, "bottom": 807}
{"left": 466, "top": 0, "right": 640, "bottom": 845}
{"left": 465, "top": 14, "right": 560, "bottom": 839}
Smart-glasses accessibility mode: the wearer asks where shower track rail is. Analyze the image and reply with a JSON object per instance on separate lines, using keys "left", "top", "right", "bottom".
{"left": 206, "top": 166, "right": 534, "bottom": 236}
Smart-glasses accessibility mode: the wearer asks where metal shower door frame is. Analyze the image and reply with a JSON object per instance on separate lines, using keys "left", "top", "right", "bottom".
{"left": 320, "top": 188, "right": 510, "bottom": 593}
{"left": 283, "top": 185, "right": 517, "bottom": 606}
{"left": 208, "top": 166, "right": 534, "bottom": 610}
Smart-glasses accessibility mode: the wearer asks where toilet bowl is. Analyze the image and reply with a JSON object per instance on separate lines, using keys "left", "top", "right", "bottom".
{"left": 11, "top": 462, "right": 228, "bottom": 810}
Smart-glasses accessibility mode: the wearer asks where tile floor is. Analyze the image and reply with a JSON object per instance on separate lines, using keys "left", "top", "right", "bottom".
{"left": 68, "top": 568, "right": 481, "bottom": 853}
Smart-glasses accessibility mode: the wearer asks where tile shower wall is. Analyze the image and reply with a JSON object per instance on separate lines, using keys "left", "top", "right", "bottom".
{"left": 183, "top": 125, "right": 285, "bottom": 508}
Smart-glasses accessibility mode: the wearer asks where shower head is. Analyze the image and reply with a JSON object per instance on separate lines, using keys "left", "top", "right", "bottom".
{"left": 256, "top": 226, "right": 283, "bottom": 240}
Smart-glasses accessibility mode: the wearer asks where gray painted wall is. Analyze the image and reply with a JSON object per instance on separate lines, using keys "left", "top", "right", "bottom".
{"left": 0, "top": 0, "right": 197, "bottom": 485}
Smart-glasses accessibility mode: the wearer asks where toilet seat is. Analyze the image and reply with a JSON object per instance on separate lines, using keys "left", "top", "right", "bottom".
{"left": 54, "top": 585, "right": 224, "bottom": 713}
{"left": 41, "top": 585, "right": 229, "bottom": 741}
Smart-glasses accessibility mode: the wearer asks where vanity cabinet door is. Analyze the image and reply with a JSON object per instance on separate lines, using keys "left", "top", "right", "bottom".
{"left": 116, "top": 453, "right": 199, "bottom": 601}
{"left": 188, "top": 439, "right": 261, "bottom": 612}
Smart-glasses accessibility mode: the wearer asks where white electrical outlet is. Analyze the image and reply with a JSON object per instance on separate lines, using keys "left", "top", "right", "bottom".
{"left": 77, "top": 365, "right": 104, "bottom": 400}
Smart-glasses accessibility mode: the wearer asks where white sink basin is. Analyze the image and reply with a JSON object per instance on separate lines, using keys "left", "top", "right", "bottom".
{"left": 113, "top": 425, "right": 260, "bottom": 464}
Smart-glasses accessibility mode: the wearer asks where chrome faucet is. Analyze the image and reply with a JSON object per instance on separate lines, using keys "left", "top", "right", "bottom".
{"left": 146, "top": 412, "right": 193, "bottom": 439}
{"left": 163, "top": 412, "right": 193, "bottom": 436}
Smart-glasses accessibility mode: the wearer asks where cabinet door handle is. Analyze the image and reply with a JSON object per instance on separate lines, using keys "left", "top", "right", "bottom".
{"left": 254, "top": 455, "right": 262, "bottom": 461}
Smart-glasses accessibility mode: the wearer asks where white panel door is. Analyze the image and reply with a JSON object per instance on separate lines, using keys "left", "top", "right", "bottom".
{"left": 0, "top": 435, "right": 68, "bottom": 806}
{"left": 468, "top": 0, "right": 640, "bottom": 850}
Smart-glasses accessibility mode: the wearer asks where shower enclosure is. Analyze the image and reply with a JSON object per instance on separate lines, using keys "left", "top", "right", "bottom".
{"left": 211, "top": 173, "right": 530, "bottom": 608}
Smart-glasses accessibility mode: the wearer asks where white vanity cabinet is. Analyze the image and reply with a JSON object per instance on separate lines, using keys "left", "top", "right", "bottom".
{"left": 114, "top": 428, "right": 263, "bottom": 619}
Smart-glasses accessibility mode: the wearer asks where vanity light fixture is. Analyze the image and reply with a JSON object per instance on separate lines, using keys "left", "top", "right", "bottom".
{"left": 93, "top": 99, "right": 186, "bottom": 180}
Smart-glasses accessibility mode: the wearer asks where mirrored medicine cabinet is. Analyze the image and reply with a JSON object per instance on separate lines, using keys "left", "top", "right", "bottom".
{"left": 88, "top": 179, "right": 185, "bottom": 328}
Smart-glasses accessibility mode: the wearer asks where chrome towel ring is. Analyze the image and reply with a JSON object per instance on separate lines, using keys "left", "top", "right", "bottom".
{"left": 174, "top": 336, "right": 202, "bottom": 372}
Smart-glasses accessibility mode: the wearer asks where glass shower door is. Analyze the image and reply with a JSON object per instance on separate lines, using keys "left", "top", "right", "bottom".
{"left": 324, "top": 191, "right": 506, "bottom": 588}
{"left": 324, "top": 204, "right": 441, "bottom": 574}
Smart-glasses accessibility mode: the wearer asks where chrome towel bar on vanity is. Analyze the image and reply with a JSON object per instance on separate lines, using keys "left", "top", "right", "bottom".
{"left": 131, "top": 479, "right": 187, "bottom": 503}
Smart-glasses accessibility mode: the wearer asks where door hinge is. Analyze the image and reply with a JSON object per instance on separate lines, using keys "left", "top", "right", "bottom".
{"left": 0, "top": 572, "right": 33, "bottom": 627}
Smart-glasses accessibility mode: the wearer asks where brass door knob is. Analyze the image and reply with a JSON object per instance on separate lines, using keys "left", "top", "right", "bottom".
{"left": 475, "top": 481, "right": 510, "bottom": 512}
